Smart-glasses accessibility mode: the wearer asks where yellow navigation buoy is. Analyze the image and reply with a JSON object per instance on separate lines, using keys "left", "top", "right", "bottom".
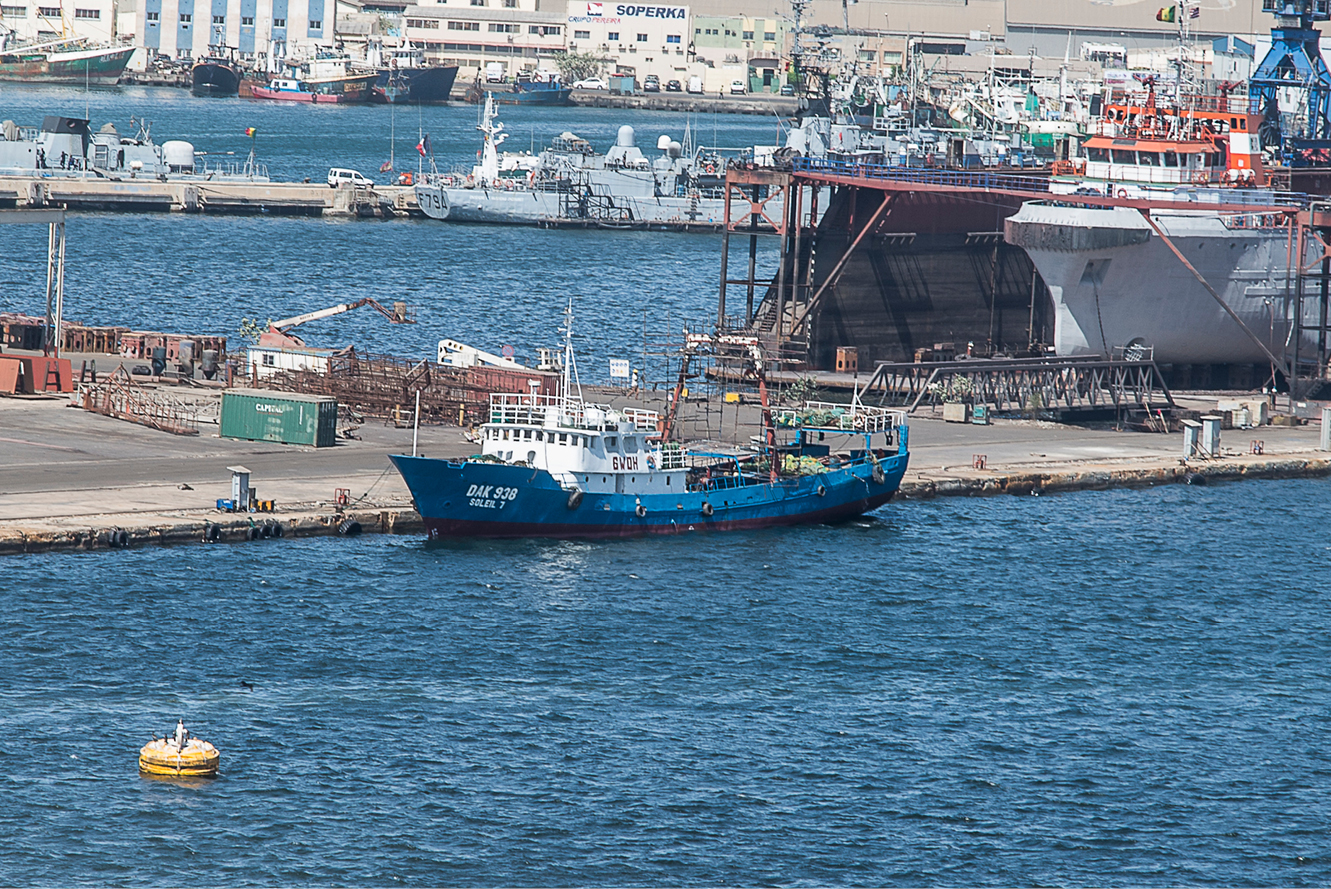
{"left": 139, "top": 720, "right": 220, "bottom": 778}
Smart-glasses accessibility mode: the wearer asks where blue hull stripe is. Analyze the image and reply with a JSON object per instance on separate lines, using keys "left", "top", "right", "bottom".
{"left": 389, "top": 453, "right": 909, "bottom": 539}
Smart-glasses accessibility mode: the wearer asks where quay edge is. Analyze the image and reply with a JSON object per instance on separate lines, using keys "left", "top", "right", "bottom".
{"left": 3, "top": 453, "right": 1330, "bottom": 555}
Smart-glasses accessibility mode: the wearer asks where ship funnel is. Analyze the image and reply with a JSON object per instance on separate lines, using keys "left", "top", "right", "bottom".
{"left": 616, "top": 124, "right": 636, "bottom": 147}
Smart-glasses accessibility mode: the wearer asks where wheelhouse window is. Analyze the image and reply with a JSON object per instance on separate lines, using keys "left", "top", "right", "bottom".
{"left": 1163, "top": 151, "right": 1179, "bottom": 167}
{"left": 1087, "top": 146, "right": 1108, "bottom": 163}
{"left": 1138, "top": 151, "right": 1158, "bottom": 166}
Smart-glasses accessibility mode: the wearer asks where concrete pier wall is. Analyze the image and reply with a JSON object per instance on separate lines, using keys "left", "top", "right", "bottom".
{"left": 0, "top": 176, "right": 419, "bottom": 217}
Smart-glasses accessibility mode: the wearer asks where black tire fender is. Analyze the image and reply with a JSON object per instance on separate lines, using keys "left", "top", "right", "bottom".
{"left": 701, "top": 501, "right": 714, "bottom": 517}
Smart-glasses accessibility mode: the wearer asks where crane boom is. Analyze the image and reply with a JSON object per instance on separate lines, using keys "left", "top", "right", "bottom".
{"left": 269, "top": 297, "right": 411, "bottom": 333}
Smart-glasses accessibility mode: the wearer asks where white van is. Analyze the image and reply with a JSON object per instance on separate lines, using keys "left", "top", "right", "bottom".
{"left": 686, "top": 75, "right": 704, "bottom": 94}
{"left": 328, "top": 168, "right": 373, "bottom": 188}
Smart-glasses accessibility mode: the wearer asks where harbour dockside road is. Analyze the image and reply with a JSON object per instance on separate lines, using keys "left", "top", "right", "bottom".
{"left": 0, "top": 392, "right": 1328, "bottom": 554}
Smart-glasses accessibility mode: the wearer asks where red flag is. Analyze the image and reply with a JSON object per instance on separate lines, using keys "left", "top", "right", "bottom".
{"left": 380, "top": 159, "right": 393, "bottom": 172}
{"left": 416, "top": 133, "right": 431, "bottom": 157}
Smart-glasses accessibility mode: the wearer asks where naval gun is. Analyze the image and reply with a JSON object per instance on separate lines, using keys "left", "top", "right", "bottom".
{"left": 258, "top": 297, "right": 416, "bottom": 348}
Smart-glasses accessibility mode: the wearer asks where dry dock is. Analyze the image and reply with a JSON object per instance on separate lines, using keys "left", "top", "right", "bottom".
{"left": 1, "top": 389, "right": 1329, "bottom": 554}
{"left": 0, "top": 176, "right": 419, "bottom": 217}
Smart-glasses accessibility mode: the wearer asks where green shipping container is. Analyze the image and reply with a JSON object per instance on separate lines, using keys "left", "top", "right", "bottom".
{"left": 220, "top": 389, "right": 338, "bottom": 448}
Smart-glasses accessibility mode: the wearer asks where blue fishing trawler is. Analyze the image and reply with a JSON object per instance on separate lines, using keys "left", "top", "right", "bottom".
{"left": 389, "top": 310, "right": 909, "bottom": 540}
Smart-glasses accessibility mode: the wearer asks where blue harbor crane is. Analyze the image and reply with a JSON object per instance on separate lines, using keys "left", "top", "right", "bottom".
{"left": 1249, "top": 0, "right": 1331, "bottom": 161}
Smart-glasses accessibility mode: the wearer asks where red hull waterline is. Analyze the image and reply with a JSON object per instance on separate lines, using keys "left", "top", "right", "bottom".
{"left": 421, "top": 492, "right": 898, "bottom": 540}
{"left": 248, "top": 87, "right": 353, "bottom": 103}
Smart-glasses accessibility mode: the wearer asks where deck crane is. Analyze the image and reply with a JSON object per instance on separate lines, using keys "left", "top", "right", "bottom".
{"left": 258, "top": 297, "right": 416, "bottom": 348}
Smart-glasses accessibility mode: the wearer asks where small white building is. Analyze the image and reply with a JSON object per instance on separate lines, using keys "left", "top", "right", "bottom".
{"left": 247, "top": 344, "right": 337, "bottom": 380}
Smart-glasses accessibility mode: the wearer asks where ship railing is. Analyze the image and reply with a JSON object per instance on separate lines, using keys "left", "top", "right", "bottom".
{"left": 792, "top": 157, "right": 1051, "bottom": 195}
{"left": 488, "top": 392, "right": 659, "bottom": 431}
{"left": 776, "top": 401, "right": 907, "bottom": 433}
{"left": 1218, "top": 209, "right": 1295, "bottom": 229}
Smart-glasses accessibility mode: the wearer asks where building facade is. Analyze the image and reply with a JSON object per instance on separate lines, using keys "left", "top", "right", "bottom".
{"left": 399, "top": 0, "right": 565, "bottom": 80}
{"left": 0, "top": 0, "right": 117, "bottom": 45}
{"left": 134, "top": 0, "right": 335, "bottom": 62}
{"left": 565, "top": 1, "right": 690, "bottom": 82}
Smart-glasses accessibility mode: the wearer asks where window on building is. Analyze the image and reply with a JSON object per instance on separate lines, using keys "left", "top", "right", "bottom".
{"left": 178, "top": 13, "right": 190, "bottom": 21}
{"left": 146, "top": 10, "right": 159, "bottom": 20}
{"left": 488, "top": 22, "right": 517, "bottom": 31}
{"left": 447, "top": 19, "right": 477, "bottom": 29}
{"left": 742, "top": 30, "right": 752, "bottom": 39}
{"left": 1, "top": 5, "right": 27, "bottom": 14}
{"left": 503, "top": 0, "right": 515, "bottom": 6}
{"left": 469, "top": 0, "right": 484, "bottom": 5}
{"left": 528, "top": 23, "right": 558, "bottom": 34}
{"left": 665, "top": 33, "right": 679, "bottom": 43}
{"left": 37, "top": 5, "right": 58, "bottom": 13}
{"left": 272, "top": 16, "right": 283, "bottom": 25}
{"left": 212, "top": 14, "right": 223, "bottom": 22}
{"left": 607, "top": 30, "right": 617, "bottom": 39}
{"left": 764, "top": 31, "right": 775, "bottom": 40}
{"left": 241, "top": 15, "right": 252, "bottom": 24}
{"left": 573, "top": 28, "right": 588, "bottom": 38}
{"left": 408, "top": 17, "right": 440, "bottom": 27}
{"left": 308, "top": 18, "right": 320, "bottom": 28}
{"left": 635, "top": 32, "right": 645, "bottom": 41}
{"left": 693, "top": 26, "right": 699, "bottom": 32}
{"left": 858, "top": 49, "right": 874, "bottom": 61}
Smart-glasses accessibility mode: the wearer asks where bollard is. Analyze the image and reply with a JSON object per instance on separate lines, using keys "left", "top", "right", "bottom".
{"left": 1322, "top": 406, "right": 1331, "bottom": 451}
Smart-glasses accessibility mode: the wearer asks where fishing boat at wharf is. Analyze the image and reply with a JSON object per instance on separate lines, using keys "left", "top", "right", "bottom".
{"left": 0, "top": 38, "right": 134, "bottom": 85}
{"left": 463, "top": 71, "right": 571, "bottom": 106}
{"left": 390, "top": 308, "right": 909, "bottom": 539}
{"left": 369, "top": 44, "right": 457, "bottom": 103}
{"left": 191, "top": 57, "right": 242, "bottom": 97}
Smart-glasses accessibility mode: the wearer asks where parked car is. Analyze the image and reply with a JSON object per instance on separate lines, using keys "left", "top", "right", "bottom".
{"left": 686, "top": 75, "right": 704, "bottom": 94}
{"left": 779, "top": 83, "right": 795, "bottom": 96}
{"left": 729, "top": 80, "right": 746, "bottom": 94}
{"left": 573, "top": 77, "right": 608, "bottom": 90}
{"left": 666, "top": 79, "right": 682, "bottom": 92}
{"left": 643, "top": 74, "right": 660, "bottom": 92}
{"left": 328, "top": 168, "right": 373, "bottom": 188}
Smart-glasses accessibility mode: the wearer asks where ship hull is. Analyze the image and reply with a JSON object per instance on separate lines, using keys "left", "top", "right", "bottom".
{"left": 374, "top": 65, "right": 458, "bottom": 103}
{"left": 414, "top": 182, "right": 726, "bottom": 227}
{"left": 464, "top": 81, "right": 572, "bottom": 105}
{"left": 191, "top": 61, "right": 241, "bottom": 97}
{"left": 390, "top": 453, "right": 908, "bottom": 540}
{"left": 0, "top": 45, "right": 134, "bottom": 85}
{"left": 1005, "top": 203, "right": 1318, "bottom": 366}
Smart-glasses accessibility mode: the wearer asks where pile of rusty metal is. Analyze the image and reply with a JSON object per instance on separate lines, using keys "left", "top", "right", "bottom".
{"left": 75, "top": 365, "right": 200, "bottom": 435}
{"left": 255, "top": 351, "right": 558, "bottom": 426}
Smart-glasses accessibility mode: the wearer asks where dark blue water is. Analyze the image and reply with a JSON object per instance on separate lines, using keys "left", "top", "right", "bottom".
{"left": 4, "top": 479, "right": 1331, "bottom": 886}
{"left": 0, "top": 85, "right": 784, "bottom": 371}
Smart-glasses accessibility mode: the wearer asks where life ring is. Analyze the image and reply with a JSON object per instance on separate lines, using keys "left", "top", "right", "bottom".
{"left": 1116, "top": 188, "right": 1128, "bottom": 199}
{"left": 567, "top": 489, "right": 584, "bottom": 510}
{"left": 701, "top": 501, "right": 714, "bottom": 517}
{"left": 635, "top": 503, "right": 647, "bottom": 518}
{"left": 816, "top": 484, "right": 827, "bottom": 497}
{"left": 704, "top": 163, "right": 715, "bottom": 174}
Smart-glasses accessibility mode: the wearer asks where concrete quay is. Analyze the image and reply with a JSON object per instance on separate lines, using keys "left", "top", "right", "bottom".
{"left": 0, "top": 175, "right": 419, "bottom": 217}
{"left": 1, "top": 390, "right": 1328, "bottom": 554}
